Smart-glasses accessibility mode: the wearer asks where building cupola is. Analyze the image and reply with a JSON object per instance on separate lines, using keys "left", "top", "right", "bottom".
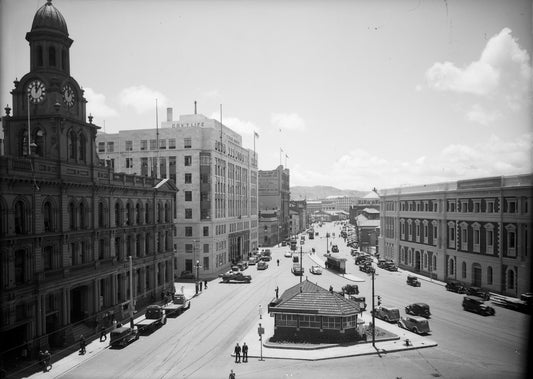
{"left": 25, "top": 0, "right": 73, "bottom": 75}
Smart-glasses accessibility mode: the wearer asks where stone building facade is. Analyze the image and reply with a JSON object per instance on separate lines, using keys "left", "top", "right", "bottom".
{"left": 0, "top": 0, "right": 177, "bottom": 363}
{"left": 378, "top": 175, "right": 532, "bottom": 297}
{"left": 258, "top": 165, "right": 290, "bottom": 246}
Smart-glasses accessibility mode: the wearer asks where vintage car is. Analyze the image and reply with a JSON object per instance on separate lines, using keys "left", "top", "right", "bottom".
{"left": 260, "top": 255, "right": 272, "bottom": 262}
{"left": 466, "top": 286, "right": 491, "bottom": 301}
{"left": 355, "top": 255, "right": 372, "bottom": 265}
{"left": 377, "top": 259, "right": 393, "bottom": 268}
{"left": 405, "top": 303, "right": 431, "bottom": 318}
{"left": 257, "top": 261, "right": 268, "bottom": 270}
{"left": 349, "top": 296, "right": 367, "bottom": 311}
{"left": 309, "top": 265, "right": 322, "bottom": 275}
{"left": 237, "top": 261, "right": 248, "bottom": 271}
{"left": 445, "top": 281, "right": 467, "bottom": 294}
{"left": 284, "top": 251, "right": 292, "bottom": 258}
{"left": 383, "top": 262, "right": 398, "bottom": 272}
{"left": 359, "top": 263, "right": 375, "bottom": 274}
{"left": 331, "top": 245, "right": 339, "bottom": 253}
{"left": 110, "top": 326, "right": 139, "bottom": 348}
{"left": 342, "top": 284, "right": 359, "bottom": 295}
{"left": 372, "top": 306, "right": 401, "bottom": 323}
{"left": 406, "top": 275, "right": 421, "bottom": 287}
{"left": 248, "top": 256, "right": 258, "bottom": 265}
{"left": 398, "top": 315, "right": 431, "bottom": 335}
{"left": 220, "top": 272, "right": 252, "bottom": 283}
{"left": 462, "top": 296, "right": 495, "bottom": 316}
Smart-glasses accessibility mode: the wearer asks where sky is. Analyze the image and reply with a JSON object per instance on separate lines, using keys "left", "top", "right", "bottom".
{"left": 1, "top": 0, "right": 531, "bottom": 191}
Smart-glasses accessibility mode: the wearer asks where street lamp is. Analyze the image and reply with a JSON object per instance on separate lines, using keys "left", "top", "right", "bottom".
{"left": 195, "top": 259, "right": 200, "bottom": 294}
{"left": 258, "top": 304, "right": 262, "bottom": 319}
{"left": 129, "top": 256, "right": 134, "bottom": 328}
{"left": 326, "top": 232, "right": 330, "bottom": 254}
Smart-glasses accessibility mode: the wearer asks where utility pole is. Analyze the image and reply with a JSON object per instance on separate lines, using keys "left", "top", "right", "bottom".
{"left": 300, "top": 245, "right": 303, "bottom": 283}
{"left": 371, "top": 270, "right": 375, "bottom": 348}
{"left": 129, "top": 255, "right": 134, "bottom": 328}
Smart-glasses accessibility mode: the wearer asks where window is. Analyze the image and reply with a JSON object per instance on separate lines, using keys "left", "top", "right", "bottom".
{"left": 185, "top": 226, "right": 193, "bottom": 236}
{"left": 184, "top": 156, "right": 192, "bottom": 166}
{"left": 185, "top": 208, "right": 192, "bottom": 219}
{"left": 432, "top": 221, "right": 438, "bottom": 246}
{"left": 49, "top": 46, "right": 56, "bottom": 66}
{"left": 474, "top": 200, "right": 481, "bottom": 213}
{"left": 98, "top": 142, "right": 105, "bottom": 153}
{"left": 168, "top": 138, "right": 176, "bottom": 149}
{"left": 506, "top": 225, "right": 517, "bottom": 257}
{"left": 203, "top": 257, "right": 209, "bottom": 270}
{"left": 203, "top": 244, "right": 209, "bottom": 253}
{"left": 150, "top": 139, "right": 157, "bottom": 150}
{"left": 185, "top": 191, "right": 192, "bottom": 201}
{"left": 487, "top": 266, "right": 493, "bottom": 285}
{"left": 140, "top": 140, "right": 147, "bottom": 151}
{"left": 126, "top": 157, "right": 133, "bottom": 168}
{"left": 15, "top": 249, "right": 26, "bottom": 284}
{"left": 184, "top": 138, "right": 192, "bottom": 148}
{"left": 505, "top": 199, "right": 517, "bottom": 213}
{"left": 159, "top": 139, "right": 166, "bottom": 149}
{"left": 125, "top": 140, "right": 133, "bottom": 151}
{"left": 485, "top": 224, "right": 494, "bottom": 254}
{"left": 486, "top": 200, "right": 494, "bottom": 213}
{"left": 106, "top": 141, "right": 114, "bottom": 153}
{"left": 448, "top": 258, "right": 455, "bottom": 275}
{"left": 43, "top": 246, "right": 53, "bottom": 271}
{"left": 448, "top": 222, "right": 455, "bottom": 248}
{"left": 461, "top": 261, "right": 466, "bottom": 278}
{"left": 185, "top": 173, "right": 192, "bottom": 183}
{"left": 43, "top": 201, "right": 53, "bottom": 232}
{"left": 473, "top": 223, "right": 480, "bottom": 253}
{"left": 203, "top": 226, "right": 209, "bottom": 237}
{"left": 460, "top": 223, "right": 468, "bottom": 250}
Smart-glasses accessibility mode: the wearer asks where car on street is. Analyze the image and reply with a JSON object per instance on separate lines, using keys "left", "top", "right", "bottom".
{"left": 331, "top": 245, "right": 339, "bottom": 253}
{"left": 359, "top": 263, "right": 375, "bottom": 274}
{"left": 462, "top": 296, "right": 495, "bottom": 316}
{"left": 248, "top": 256, "right": 258, "bottom": 265}
{"left": 257, "top": 261, "right": 268, "bottom": 270}
{"left": 405, "top": 303, "right": 431, "bottom": 318}
{"left": 342, "top": 284, "right": 359, "bottom": 295}
{"left": 398, "top": 315, "right": 431, "bottom": 335}
{"left": 466, "top": 286, "right": 491, "bottom": 300}
{"left": 109, "top": 326, "right": 139, "bottom": 348}
{"left": 406, "top": 275, "right": 421, "bottom": 287}
{"left": 260, "top": 255, "right": 272, "bottom": 262}
{"left": 377, "top": 259, "right": 393, "bottom": 268}
{"left": 349, "top": 296, "right": 367, "bottom": 311}
{"left": 372, "top": 306, "right": 401, "bottom": 323}
{"left": 220, "top": 272, "right": 252, "bottom": 283}
{"left": 284, "top": 251, "right": 292, "bottom": 258}
{"left": 383, "top": 262, "right": 398, "bottom": 271}
{"left": 445, "top": 281, "right": 467, "bottom": 294}
{"left": 309, "top": 265, "right": 322, "bottom": 275}
{"left": 355, "top": 255, "right": 372, "bottom": 265}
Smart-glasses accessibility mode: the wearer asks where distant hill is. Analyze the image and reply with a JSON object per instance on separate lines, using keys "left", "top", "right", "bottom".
{"left": 290, "top": 186, "right": 368, "bottom": 201}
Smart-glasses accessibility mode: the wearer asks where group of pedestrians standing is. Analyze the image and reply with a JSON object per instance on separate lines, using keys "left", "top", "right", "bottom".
{"left": 233, "top": 342, "right": 248, "bottom": 363}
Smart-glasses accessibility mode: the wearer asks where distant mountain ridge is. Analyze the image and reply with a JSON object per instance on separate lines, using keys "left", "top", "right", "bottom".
{"left": 290, "top": 186, "right": 368, "bottom": 201}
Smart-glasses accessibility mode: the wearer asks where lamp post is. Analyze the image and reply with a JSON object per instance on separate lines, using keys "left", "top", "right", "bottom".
{"left": 371, "top": 270, "right": 375, "bottom": 349}
{"left": 196, "top": 259, "right": 200, "bottom": 294}
{"left": 258, "top": 304, "right": 262, "bottom": 319}
{"left": 299, "top": 245, "right": 303, "bottom": 284}
{"left": 326, "top": 232, "right": 330, "bottom": 254}
{"left": 129, "top": 255, "right": 134, "bottom": 328}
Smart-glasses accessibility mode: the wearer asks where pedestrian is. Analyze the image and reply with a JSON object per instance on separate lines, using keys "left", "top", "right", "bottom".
{"left": 275, "top": 286, "right": 279, "bottom": 299}
{"left": 242, "top": 342, "right": 248, "bottom": 363}
{"left": 200, "top": 281, "right": 203, "bottom": 291}
{"left": 229, "top": 369, "right": 236, "bottom": 379}
{"left": 234, "top": 342, "right": 241, "bottom": 363}
{"left": 277, "top": 259, "right": 279, "bottom": 266}
{"left": 99, "top": 325, "right": 107, "bottom": 342}
{"left": 204, "top": 279, "right": 208, "bottom": 289}
{"left": 79, "top": 335, "right": 86, "bottom": 355}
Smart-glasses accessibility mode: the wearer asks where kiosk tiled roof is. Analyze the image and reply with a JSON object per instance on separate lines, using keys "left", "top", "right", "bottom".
{"left": 270, "top": 280, "right": 359, "bottom": 316}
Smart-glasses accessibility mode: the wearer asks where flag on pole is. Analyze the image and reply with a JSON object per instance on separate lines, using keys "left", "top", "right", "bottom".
{"left": 254, "top": 131, "right": 259, "bottom": 138}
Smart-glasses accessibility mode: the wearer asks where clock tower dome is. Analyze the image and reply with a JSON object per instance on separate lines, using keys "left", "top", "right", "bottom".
{"left": 3, "top": 0, "right": 98, "bottom": 165}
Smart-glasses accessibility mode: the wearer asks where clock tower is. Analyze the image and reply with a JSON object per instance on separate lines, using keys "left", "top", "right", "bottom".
{"left": 4, "top": 0, "right": 98, "bottom": 165}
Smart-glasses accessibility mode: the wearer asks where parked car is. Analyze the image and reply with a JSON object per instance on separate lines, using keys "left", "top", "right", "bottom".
{"left": 466, "top": 286, "right": 491, "bottom": 301}
{"left": 377, "top": 259, "right": 392, "bottom": 268}
{"left": 405, "top": 303, "right": 431, "bottom": 318}
{"left": 284, "top": 251, "right": 292, "bottom": 258}
{"left": 383, "top": 262, "right": 398, "bottom": 272}
{"left": 109, "top": 326, "right": 139, "bottom": 348}
{"left": 445, "top": 281, "right": 467, "bottom": 294}
{"left": 406, "top": 275, "right": 421, "bottom": 287}
{"left": 398, "top": 316, "right": 431, "bottom": 335}
{"left": 355, "top": 255, "right": 372, "bottom": 265}
{"left": 260, "top": 255, "right": 272, "bottom": 262}
{"left": 237, "top": 261, "right": 248, "bottom": 271}
{"left": 372, "top": 306, "right": 401, "bottom": 323}
{"left": 179, "top": 270, "right": 194, "bottom": 279}
{"left": 248, "top": 256, "right": 258, "bottom": 265}
{"left": 257, "top": 261, "right": 268, "bottom": 270}
{"left": 309, "top": 265, "right": 322, "bottom": 275}
{"left": 331, "top": 245, "right": 339, "bottom": 253}
{"left": 462, "top": 296, "right": 495, "bottom": 316}
{"left": 342, "top": 284, "right": 359, "bottom": 295}
{"left": 220, "top": 272, "right": 252, "bottom": 283}
{"left": 349, "top": 296, "right": 367, "bottom": 311}
{"left": 359, "top": 263, "right": 375, "bottom": 274}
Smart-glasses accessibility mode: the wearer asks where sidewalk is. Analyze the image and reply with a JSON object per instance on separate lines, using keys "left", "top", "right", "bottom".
{"left": 26, "top": 282, "right": 198, "bottom": 379}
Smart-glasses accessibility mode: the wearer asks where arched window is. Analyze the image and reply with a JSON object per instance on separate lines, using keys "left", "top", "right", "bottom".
{"left": 43, "top": 246, "right": 53, "bottom": 271}
{"left": 158, "top": 203, "right": 163, "bottom": 223}
{"left": 127, "top": 235, "right": 133, "bottom": 257}
{"left": 48, "top": 46, "right": 56, "bottom": 66}
{"left": 98, "top": 201, "right": 105, "bottom": 228}
{"left": 69, "top": 131, "right": 77, "bottom": 160}
{"left": 99, "top": 238, "right": 105, "bottom": 260}
{"left": 461, "top": 261, "right": 467, "bottom": 278}
{"left": 115, "top": 202, "right": 122, "bottom": 226}
{"left": 79, "top": 201, "right": 86, "bottom": 229}
{"left": 145, "top": 203, "right": 151, "bottom": 224}
{"left": 487, "top": 266, "right": 493, "bottom": 285}
{"left": 145, "top": 233, "right": 151, "bottom": 256}
{"left": 34, "top": 128, "right": 44, "bottom": 157}
{"left": 136, "top": 234, "right": 141, "bottom": 257}
{"left": 126, "top": 203, "right": 132, "bottom": 226}
{"left": 37, "top": 45, "right": 43, "bottom": 66}
{"left": 20, "top": 129, "right": 29, "bottom": 157}
{"left": 507, "top": 269, "right": 515, "bottom": 290}
{"left": 69, "top": 201, "right": 76, "bottom": 230}
{"left": 432, "top": 255, "right": 437, "bottom": 272}
{"left": 78, "top": 133, "right": 86, "bottom": 162}
{"left": 136, "top": 203, "right": 141, "bottom": 225}
{"left": 115, "top": 237, "right": 123, "bottom": 261}
{"left": 449, "top": 258, "right": 455, "bottom": 275}
{"left": 15, "top": 200, "right": 26, "bottom": 234}
{"left": 43, "top": 200, "right": 53, "bottom": 232}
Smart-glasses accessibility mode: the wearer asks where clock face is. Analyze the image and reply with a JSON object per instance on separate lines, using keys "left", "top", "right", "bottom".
{"left": 27, "top": 79, "right": 46, "bottom": 104}
{"left": 62, "top": 84, "right": 76, "bottom": 107}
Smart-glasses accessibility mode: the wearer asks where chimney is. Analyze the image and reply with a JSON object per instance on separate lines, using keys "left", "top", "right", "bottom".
{"left": 194, "top": 101, "right": 197, "bottom": 115}
{"left": 166, "top": 107, "right": 173, "bottom": 122}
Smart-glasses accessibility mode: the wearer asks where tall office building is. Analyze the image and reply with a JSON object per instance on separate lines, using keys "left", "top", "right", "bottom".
{"left": 96, "top": 109, "right": 258, "bottom": 277}
{"left": 0, "top": 0, "right": 177, "bottom": 363}
{"left": 378, "top": 174, "right": 532, "bottom": 297}
{"left": 258, "top": 165, "right": 290, "bottom": 245}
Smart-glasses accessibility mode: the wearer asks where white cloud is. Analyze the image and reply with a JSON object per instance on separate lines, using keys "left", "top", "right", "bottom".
{"left": 84, "top": 87, "right": 118, "bottom": 119}
{"left": 119, "top": 85, "right": 169, "bottom": 114}
{"left": 426, "top": 28, "right": 531, "bottom": 108}
{"left": 209, "top": 113, "right": 259, "bottom": 136}
{"left": 466, "top": 104, "right": 501, "bottom": 125}
{"left": 271, "top": 113, "right": 306, "bottom": 131}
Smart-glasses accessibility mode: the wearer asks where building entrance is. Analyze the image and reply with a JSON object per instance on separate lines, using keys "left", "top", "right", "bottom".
{"left": 70, "top": 286, "right": 88, "bottom": 323}
{"left": 472, "top": 264, "right": 482, "bottom": 286}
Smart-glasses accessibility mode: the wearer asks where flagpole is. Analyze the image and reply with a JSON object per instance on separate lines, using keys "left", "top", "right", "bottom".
{"left": 156, "top": 98, "right": 159, "bottom": 178}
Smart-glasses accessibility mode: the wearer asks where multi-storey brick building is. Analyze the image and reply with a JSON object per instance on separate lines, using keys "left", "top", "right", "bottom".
{"left": 0, "top": 0, "right": 177, "bottom": 363}
{"left": 96, "top": 109, "right": 259, "bottom": 276}
{"left": 258, "top": 165, "right": 290, "bottom": 246}
{"left": 378, "top": 175, "right": 532, "bottom": 297}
